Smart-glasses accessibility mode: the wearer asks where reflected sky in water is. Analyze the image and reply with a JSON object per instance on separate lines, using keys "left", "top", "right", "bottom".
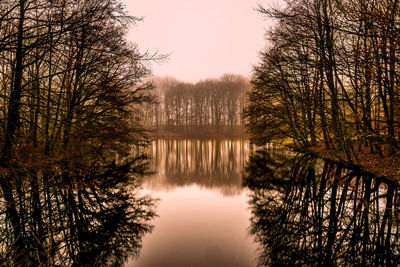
{"left": 125, "top": 141, "right": 400, "bottom": 267}
{"left": 127, "top": 138, "right": 257, "bottom": 267}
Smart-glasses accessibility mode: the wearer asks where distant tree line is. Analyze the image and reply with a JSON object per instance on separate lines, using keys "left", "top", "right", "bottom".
{"left": 246, "top": 0, "right": 400, "bottom": 161}
{"left": 144, "top": 74, "right": 250, "bottom": 127}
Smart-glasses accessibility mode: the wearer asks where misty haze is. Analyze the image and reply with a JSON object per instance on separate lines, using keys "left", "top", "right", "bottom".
{"left": 1, "top": 0, "right": 400, "bottom": 266}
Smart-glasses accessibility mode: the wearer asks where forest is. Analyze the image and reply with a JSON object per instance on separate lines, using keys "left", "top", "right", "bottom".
{"left": 245, "top": 0, "right": 400, "bottom": 178}
{"left": 143, "top": 74, "right": 250, "bottom": 127}
{"left": 0, "top": 0, "right": 156, "bottom": 265}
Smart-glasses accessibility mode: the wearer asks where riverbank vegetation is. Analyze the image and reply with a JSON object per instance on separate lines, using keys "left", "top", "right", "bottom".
{"left": 0, "top": 0, "right": 157, "bottom": 265}
{"left": 245, "top": 0, "right": 400, "bottom": 179}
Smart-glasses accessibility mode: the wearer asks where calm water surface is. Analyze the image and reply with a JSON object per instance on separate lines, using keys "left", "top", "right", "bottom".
{"left": 2, "top": 139, "right": 398, "bottom": 265}
{"left": 126, "top": 138, "right": 257, "bottom": 267}
{"left": 125, "top": 140, "right": 400, "bottom": 266}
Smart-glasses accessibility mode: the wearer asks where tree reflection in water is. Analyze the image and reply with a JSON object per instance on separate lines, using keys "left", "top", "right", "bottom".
{"left": 0, "top": 157, "right": 156, "bottom": 266}
{"left": 146, "top": 138, "right": 250, "bottom": 196}
{"left": 245, "top": 148, "right": 400, "bottom": 266}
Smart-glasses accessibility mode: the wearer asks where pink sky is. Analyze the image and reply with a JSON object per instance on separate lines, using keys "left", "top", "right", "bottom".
{"left": 122, "top": 0, "right": 279, "bottom": 82}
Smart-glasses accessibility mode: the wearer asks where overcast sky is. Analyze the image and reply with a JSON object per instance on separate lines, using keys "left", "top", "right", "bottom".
{"left": 122, "top": 0, "right": 279, "bottom": 82}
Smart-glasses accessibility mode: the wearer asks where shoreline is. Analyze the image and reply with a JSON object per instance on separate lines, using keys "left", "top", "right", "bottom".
{"left": 309, "top": 146, "right": 400, "bottom": 183}
{"left": 274, "top": 142, "right": 400, "bottom": 183}
{"left": 246, "top": 139, "right": 400, "bottom": 183}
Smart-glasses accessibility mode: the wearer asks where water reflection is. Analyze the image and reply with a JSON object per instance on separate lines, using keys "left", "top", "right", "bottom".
{"left": 245, "top": 148, "right": 400, "bottom": 266}
{"left": 145, "top": 139, "right": 250, "bottom": 196}
{"left": 128, "top": 138, "right": 257, "bottom": 267}
{"left": 0, "top": 157, "right": 156, "bottom": 266}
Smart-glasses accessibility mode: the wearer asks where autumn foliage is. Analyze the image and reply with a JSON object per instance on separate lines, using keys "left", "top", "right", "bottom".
{"left": 246, "top": 0, "right": 400, "bottom": 179}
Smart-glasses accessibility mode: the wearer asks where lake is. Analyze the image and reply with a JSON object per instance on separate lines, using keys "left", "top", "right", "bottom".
{"left": 2, "top": 138, "right": 399, "bottom": 266}
{"left": 126, "top": 138, "right": 257, "bottom": 267}
{"left": 127, "top": 138, "right": 400, "bottom": 266}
